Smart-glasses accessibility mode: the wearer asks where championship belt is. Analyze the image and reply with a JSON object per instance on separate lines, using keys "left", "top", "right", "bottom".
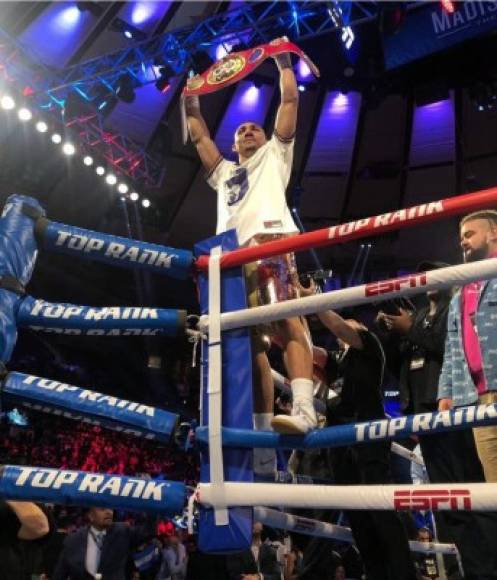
{"left": 181, "top": 38, "right": 320, "bottom": 142}
{"left": 183, "top": 38, "right": 319, "bottom": 96}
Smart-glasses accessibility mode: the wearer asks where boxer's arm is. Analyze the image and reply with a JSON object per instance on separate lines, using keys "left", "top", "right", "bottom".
{"left": 273, "top": 51, "right": 298, "bottom": 141}
{"left": 185, "top": 95, "right": 222, "bottom": 172}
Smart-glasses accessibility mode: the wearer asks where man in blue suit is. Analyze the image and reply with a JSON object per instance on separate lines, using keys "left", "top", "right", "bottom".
{"left": 53, "top": 507, "right": 154, "bottom": 580}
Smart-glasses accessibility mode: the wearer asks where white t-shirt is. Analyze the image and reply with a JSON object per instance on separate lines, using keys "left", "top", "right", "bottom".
{"left": 207, "top": 135, "right": 298, "bottom": 246}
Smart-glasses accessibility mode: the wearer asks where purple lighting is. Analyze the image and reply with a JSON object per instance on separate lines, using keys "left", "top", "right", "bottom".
{"left": 214, "top": 80, "right": 273, "bottom": 156}
{"left": 410, "top": 95, "right": 455, "bottom": 167}
{"left": 240, "top": 85, "right": 260, "bottom": 107}
{"left": 58, "top": 6, "right": 80, "bottom": 27}
{"left": 131, "top": 3, "right": 156, "bottom": 25}
{"left": 330, "top": 92, "right": 349, "bottom": 111}
{"left": 307, "top": 90, "right": 361, "bottom": 172}
{"left": 298, "top": 60, "right": 312, "bottom": 80}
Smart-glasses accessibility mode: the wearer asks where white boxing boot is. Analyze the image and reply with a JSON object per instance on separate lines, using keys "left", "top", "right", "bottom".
{"left": 271, "top": 378, "right": 317, "bottom": 435}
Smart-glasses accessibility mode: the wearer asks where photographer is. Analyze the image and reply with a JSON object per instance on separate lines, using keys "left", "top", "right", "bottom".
{"left": 377, "top": 261, "right": 497, "bottom": 580}
{"left": 299, "top": 280, "right": 416, "bottom": 580}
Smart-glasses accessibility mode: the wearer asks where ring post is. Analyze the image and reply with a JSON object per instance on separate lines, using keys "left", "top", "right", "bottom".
{"left": 195, "top": 230, "right": 254, "bottom": 553}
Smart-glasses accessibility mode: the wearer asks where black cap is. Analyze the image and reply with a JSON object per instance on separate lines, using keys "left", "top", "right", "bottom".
{"left": 416, "top": 260, "right": 451, "bottom": 272}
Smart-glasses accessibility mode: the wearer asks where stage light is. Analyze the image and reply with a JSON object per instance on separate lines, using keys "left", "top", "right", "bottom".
{"left": 132, "top": 3, "right": 155, "bottom": 25}
{"left": 118, "top": 183, "right": 129, "bottom": 194}
{"left": 1, "top": 95, "right": 15, "bottom": 110}
{"left": 105, "top": 173, "right": 117, "bottom": 185}
{"left": 110, "top": 18, "right": 146, "bottom": 41}
{"left": 18, "top": 108, "right": 32, "bottom": 121}
{"left": 36, "top": 121, "right": 48, "bottom": 133}
{"left": 83, "top": 155, "right": 93, "bottom": 166}
{"left": 51, "top": 133, "right": 62, "bottom": 144}
{"left": 328, "top": 2, "right": 355, "bottom": 50}
{"left": 298, "top": 84, "right": 306, "bottom": 93}
{"left": 130, "top": 192, "right": 139, "bottom": 202}
{"left": 142, "top": 198, "right": 151, "bottom": 208}
{"left": 96, "top": 166, "right": 105, "bottom": 176}
{"left": 441, "top": 0, "right": 455, "bottom": 13}
{"left": 341, "top": 26, "right": 355, "bottom": 50}
{"left": 62, "top": 142, "right": 75, "bottom": 155}
{"left": 59, "top": 6, "right": 80, "bottom": 25}
{"left": 241, "top": 85, "right": 260, "bottom": 106}
{"left": 298, "top": 60, "right": 311, "bottom": 79}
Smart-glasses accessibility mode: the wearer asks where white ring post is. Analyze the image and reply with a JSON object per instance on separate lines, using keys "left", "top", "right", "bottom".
{"left": 207, "top": 246, "right": 228, "bottom": 525}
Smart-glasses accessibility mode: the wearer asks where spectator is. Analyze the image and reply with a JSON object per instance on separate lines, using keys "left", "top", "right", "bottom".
{"left": 309, "top": 294, "right": 416, "bottom": 580}
{"left": 0, "top": 500, "right": 50, "bottom": 579}
{"left": 226, "top": 522, "right": 281, "bottom": 580}
{"left": 184, "top": 536, "right": 228, "bottom": 580}
{"left": 439, "top": 210, "right": 497, "bottom": 480}
{"left": 53, "top": 507, "right": 155, "bottom": 580}
{"left": 380, "top": 263, "right": 497, "bottom": 579}
{"left": 161, "top": 532, "right": 187, "bottom": 580}
{"left": 40, "top": 508, "right": 71, "bottom": 579}
{"left": 414, "top": 527, "right": 439, "bottom": 580}
{"left": 132, "top": 536, "right": 163, "bottom": 580}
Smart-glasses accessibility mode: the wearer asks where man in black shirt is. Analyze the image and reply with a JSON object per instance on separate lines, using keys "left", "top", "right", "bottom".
{"left": 0, "top": 500, "right": 50, "bottom": 579}
{"left": 314, "top": 305, "right": 416, "bottom": 580}
{"left": 381, "top": 263, "right": 497, "bottom": 580}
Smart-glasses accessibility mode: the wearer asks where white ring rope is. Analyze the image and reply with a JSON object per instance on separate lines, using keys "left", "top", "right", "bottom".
{"left": 199, "top": 259, "right": 497, "bottom": 332}
{"left": 198, "top": 482, "right": 497, "bottom": 511}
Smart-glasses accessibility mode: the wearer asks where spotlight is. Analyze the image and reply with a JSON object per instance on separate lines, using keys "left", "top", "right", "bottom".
{"left": 116, "top": 74, "right": 136, "bottom": 103}
{"left": 51, "top": 133, "right": 62, "bottom": 144}
{"left": 1, "top": 95, "right": 15, "bottom": 110}
{"left": 441, "top": 0, "right": 456, "bottom": 13}
{"left": 118, "top": 183, "right": 129, "bottom": 194}
{"left": 298, "top": 84, "right": 306, "bottom": 93}
{"left": 142, "top": 198, "right": 151, "bottom": 208}
{"left": 105, "top": 173, "right": 117, "bottom": 185}
{"left": 109, "top": 18, "right": 146, "bottom": 41}
{"left": 130, "top": 192, "right": 139, "bottom": 202}
{"left": 83, "top": 155, "right": 94, "bottom": 166}
{"left": 96, "top": 166, "right": 105, "bottom": 176}
{"left": 62, "top": 142, "right": 76, "bottom": 155}
{"left": 18, "top": 108, "right": 32, "bottom": 121}
{"left": 35, "top": 121, "right": 48, "bottom": 133}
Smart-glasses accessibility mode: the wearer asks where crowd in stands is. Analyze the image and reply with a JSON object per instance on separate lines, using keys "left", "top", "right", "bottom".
{"left": 0, "top": 416, "right": 198, "bottom": 484}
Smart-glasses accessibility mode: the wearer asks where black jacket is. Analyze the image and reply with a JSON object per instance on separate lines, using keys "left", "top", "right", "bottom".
{"left": 226, "top": 543, "right": 280, "bottom": 580}
{"left": 398, "top": 297, "right": 450, "bottom": 414}
{"left": 53, "top": 521, "right": 153, "bottom": 580}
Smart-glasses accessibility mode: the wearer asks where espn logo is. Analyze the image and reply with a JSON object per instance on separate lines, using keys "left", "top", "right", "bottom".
{"left": 365, "top": 273, "right": 427, "bottom": 297}
{"left": 394, "top": 489, "right": 471, "bottom": 510}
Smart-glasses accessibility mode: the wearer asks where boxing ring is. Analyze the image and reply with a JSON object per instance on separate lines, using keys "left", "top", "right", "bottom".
{"left": 1, "top": 189, "right": 497, "bottom": 563}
